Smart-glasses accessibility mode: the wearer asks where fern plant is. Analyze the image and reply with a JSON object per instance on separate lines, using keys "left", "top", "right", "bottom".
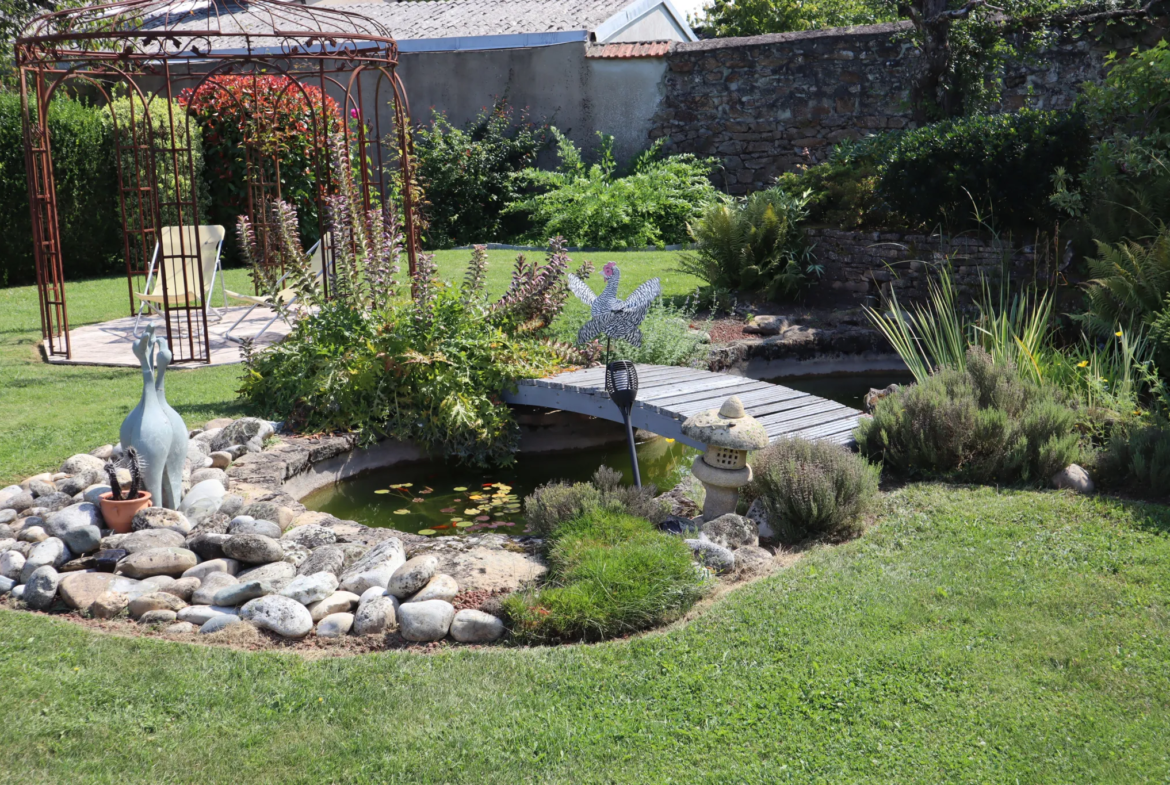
{"left": 1082, "top": 224, "right": 1170, "bottom": 338}
{"left": 681, "top": 185, "right": 817, "bottom": 301}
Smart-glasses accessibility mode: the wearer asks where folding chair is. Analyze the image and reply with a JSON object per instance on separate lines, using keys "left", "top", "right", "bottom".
{"left": 133, "top": 225, "right": 228, "bottom": 336}
{"left": 223, "top": 233, "right": 332, "bottom": 344}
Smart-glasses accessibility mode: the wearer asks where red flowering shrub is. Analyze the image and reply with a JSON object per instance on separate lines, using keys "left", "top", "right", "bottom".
{"left": 179, "top": 75, "right": 342, "bottom": 252}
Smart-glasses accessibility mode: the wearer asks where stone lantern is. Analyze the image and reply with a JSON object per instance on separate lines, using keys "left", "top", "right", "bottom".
{"left": 680, "top": 395, "right": 768, "bottom": 520}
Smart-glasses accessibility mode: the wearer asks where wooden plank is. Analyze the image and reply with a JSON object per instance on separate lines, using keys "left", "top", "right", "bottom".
{"left": 763, "top": 407, "right": 859, "bottom": 436}
{"left": 758, "top": 400, "right": 851, "bottom": 430}
{"left": 643, "top": 379, "right": 774, "bottom": 408}
{"left": 787, "top": 415, "right": 863, "bottom": 441}
{"left": 634, "top": 374, "right": 752, "bottom": 399}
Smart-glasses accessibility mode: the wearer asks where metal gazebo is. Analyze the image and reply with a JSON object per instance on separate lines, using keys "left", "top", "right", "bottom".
{"left": 16, "top": 0, "right": 419, "bottom": 363}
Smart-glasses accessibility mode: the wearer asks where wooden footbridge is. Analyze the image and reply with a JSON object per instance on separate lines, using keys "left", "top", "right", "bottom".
{"left": 503, "top": 364, "right": 863, "bottom": 449}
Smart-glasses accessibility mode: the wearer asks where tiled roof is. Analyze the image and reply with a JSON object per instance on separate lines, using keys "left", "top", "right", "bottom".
{"left": 585, "top": 40, "right": 672, "bottom": 58}
{"left": 323, "top": 0, "right": 635, "bottom": 40}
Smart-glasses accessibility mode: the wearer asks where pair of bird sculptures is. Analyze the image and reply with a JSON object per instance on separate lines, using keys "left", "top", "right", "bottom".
{"left": 119, "top": 324, "right": 189, "bottom": 510}
{"left": 568, "top": 261, "right": 661, "bottom": 348}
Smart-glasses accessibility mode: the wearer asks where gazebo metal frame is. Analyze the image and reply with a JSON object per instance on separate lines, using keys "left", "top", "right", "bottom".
{"left": 16, "top": 0, "right": 419, "bottom": 363}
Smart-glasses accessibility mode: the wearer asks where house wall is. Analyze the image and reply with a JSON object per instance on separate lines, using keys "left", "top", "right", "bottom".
{"left": 605, "top": 6, "right": 691, "bottom": 42}
{"left": 391, "top": 43, "right": 666, "bottom": 165}
{"left": 647, "top": 20, "right": 1166, "bottom": 194}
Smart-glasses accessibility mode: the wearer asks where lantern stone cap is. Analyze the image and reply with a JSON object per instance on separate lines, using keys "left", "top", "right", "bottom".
{"left": 680, "top": 395, "right": 768, "bottom": 451}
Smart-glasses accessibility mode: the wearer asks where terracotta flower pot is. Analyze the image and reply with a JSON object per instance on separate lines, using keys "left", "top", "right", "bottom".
{"left": 99, "top": 491, "right": 152, "bottom": 533}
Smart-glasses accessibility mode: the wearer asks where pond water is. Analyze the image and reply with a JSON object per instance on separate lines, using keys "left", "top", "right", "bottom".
{"left": 302, "top": 437, "right": 700, "bottom": 535}
{"left": 769, "top": 371, "right": 915, "bottom": 410}
{"left": 303, "top": 369, "right": 915, "bottom": 536}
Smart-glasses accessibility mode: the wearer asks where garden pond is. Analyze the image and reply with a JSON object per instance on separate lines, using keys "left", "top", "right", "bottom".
{"left": 303, "top": 369, "right": 913, "bottom": 535}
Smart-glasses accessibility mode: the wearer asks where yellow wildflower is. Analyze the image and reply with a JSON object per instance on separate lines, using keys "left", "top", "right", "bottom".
{"left": 1076, "top": 360, "right": 1089, "bottom": 368}
{"left": 1116, "top": 330, "right": 1124, "bottom": 337}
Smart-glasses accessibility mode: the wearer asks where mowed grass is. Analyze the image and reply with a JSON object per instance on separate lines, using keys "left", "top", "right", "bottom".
{"left": 0, "top": 485, "right": 1168, "bottom": 782}
{"left": 0, "top": 249, "right": 698, "bottom": 484}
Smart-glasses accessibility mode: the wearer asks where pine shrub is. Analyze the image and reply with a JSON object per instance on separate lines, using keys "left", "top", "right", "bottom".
{"left": 748, "top": 437, "right": 879, "bottom": 543}
{"left": 857, "top": 347, "right": 1082, "bottom": 485}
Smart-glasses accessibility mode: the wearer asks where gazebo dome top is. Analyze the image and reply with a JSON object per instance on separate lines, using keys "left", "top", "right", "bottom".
{"left": 17, "top": 0, "right": 399, "bottom": 66}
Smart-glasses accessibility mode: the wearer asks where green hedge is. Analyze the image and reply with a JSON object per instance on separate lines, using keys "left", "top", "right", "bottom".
{"left": 0, "top": 93, "right": 122, "bottom": 287}
{"left": 878, "top": 109, "right": 1091, "bottom": 234}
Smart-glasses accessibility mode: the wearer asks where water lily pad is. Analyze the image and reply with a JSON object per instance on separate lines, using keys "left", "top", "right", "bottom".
{"left": 475, "top": 515, "right": 490, "bottom": 521}
{"left": 418, "top": 529, "right": 437, "bottom": 536}
{"left": 393, "top": 509, "right": 410, "bottom": 515}
{"left": 411, "top": 497, "right": 425, "bottom": 503}
{"left": 392, "top": 483, "right": 414, "bottom": 488}
{"left": 440, "top": 507, "right": 456, "bottom": 514}
{"left": 453, "top": 486, "right": 468, "bottom": 492}
{"left": 456, "top": 521, "right": 474, "bottom": 528}
{"left": 464, "top": 508, "right": 480, "bottom": 516}
{"left": 374, "top": 490, "right": 390, "bottom": 495}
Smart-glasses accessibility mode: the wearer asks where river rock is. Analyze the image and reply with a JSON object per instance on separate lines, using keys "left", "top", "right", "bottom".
{"left": 121, "top": 528, "right": 186, "bottom": 553}
{"left": 132, "top": 507, "right": 192, "bottom": 535}
{"left": 199, "top": 614, "right": 243, "bottom": 634}
{"left": 450, "top": 609, "right": 505, "bottom": 643}
{"left": 338, "top": 539, "right": 406, "bottom": 594}
{"left": 55, "top": 475, "right": 90, "bottom": 496}
{"left": 237, "top": 560, "right": 296, "bottom": 588}
{"left": 24, "top": 565, "right": 61, "bottom": 610}
{"left": 177, "top": 605, "right": 235, "bottom": 625}
{"left": 229, "top": 517, "right": 281, "bottom": 539}
{"left": 0, "top": 576, "right": 13, "bottom": 594}
{"left": 60, "top": 549, "right": 126, "bottom": 573}
{"left": 190, "top": 468, "right": 228, "bottom": 488}
{"left": 240, "top": 594, "right": 313, "bottom": 638}
{"left": 37, "top": 492, "right": 78, "bottom": 514}
{"left": 165, "top": 621, "right": 197, "bottom": 635}
{"left": 116, "top": 547, "right": 198, "bottom": 578}
{"left": 18, "top": 525, "right": 47, "bottom": 543}
{"left": 733, "top": 545, "right": 775, "bottom": 578}
{"left": 0, "top": 550, "right": 24, "bottom": 581}
{"left": 280, "top": 541, "right": 310, "bottom": 568}
{"left": 210, "top": 418, "right": 274, "bottom": 452}
{"left": 42, "top": 502, "right": 104, "bottom": 555}
{"left": 58, "top": 571, "right": 117, "bottom": 611}
{"left": 316, "top": 612, "right": 354, "bottom": 638}
{"left": 186, "top": 532, "right": 230, "bottom": 560}
{"left": 60, "top": 454, "right": 105, "bottom": 485}
{"left": 307, "top": 590, "right": 359, "bottom": 622}
{"left": 173, "top": 478, "right": 226, "bottom": 526}
{"left": 387, "top": 555, "right": 439, "bottom": 599}
{"left": 22, "top": 538, "right": 70, "bottom": 582}
{"left": 138, "top": 609, "right": 178, "bottom": 625}
{"left": 398, "top": 599, "right": 455, "bottom": 642}
{"left": 425, "top": 545, "right": 548, "bottom": 592}
{"left": 352, "top": 595, "right": 398, "bottom": 635}
{"left": 1052, "top": 464, "right": 1094, "bottom": 494}
{"left": 745, "top": 499, "right": 777, "bottom": 540}
{"left": 297, "top": 545, "right": 345, "bottom": 577}
{"left": 128, "top": 591, "right": 187, "bottom": 619}
{"left": 188, "top": 512, "right": 231, "bottom": 537}
{"left": 29, "top": 478, "right": 56, "bottom": 498}
{"left": 405, "top": 573, "right": 458, "bottom": 604}
{"left": 82, "top": 485, "right": 112, "bottom": 505}
{"left": 91, "top": 590, "right": 130, "bottom": 619}
{"left": 0, "top": 491, "right": 35, "bottom": 513}
{"left": 0, "top": 508, "right": 16, "bottom": 525}
{"left": 241, "top": 501, "right": 294, "bottom": 531}
{"left": 280, "top": 571, "right": 338, "bottom": 605}
{"left": 214, "top": 580, "right": 273, "bottom": 606}
{"left": 700, "top": 514, "right": 759, "bottom": 550}
{"left": 685, "top": 538, "right": 735, "bottom": 575}
{"left": 191, "top": 572, "right": 238, "bottom": 605}
{"left": 217, "top": 494, "right": 245, "bottom": 520}
{"left": 209, "top": 451, "right": 233, "bottom": 469}
{"left": 182, "top": 558, "right": 240, "bottom": 581}
{"left": 159, "top": 576, "right": 201, "bottom": 602}
{"left": 223, "top": 534, "right": 283, "bottom": 565}
{"left": 282, "top": 525, "right": 336, "bottom": 550}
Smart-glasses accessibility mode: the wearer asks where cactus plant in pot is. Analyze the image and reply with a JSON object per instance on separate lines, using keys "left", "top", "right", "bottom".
{"left": 99, "top": 449, "right": 151, "bottom": 532}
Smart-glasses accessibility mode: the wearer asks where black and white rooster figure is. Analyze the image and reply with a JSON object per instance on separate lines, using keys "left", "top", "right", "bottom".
{"left": 568, "top": 261, "right": 661, "bottom": 351}
{"left": 568, "top": 262, "right": 661, "bottom": 488}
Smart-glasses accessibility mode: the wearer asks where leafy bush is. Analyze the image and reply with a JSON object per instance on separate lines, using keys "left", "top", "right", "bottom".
{"left": 695, "top": 0, "right": 892, "bottom": 37}
{"left": 776, "top": 132, "right": 902, "bottom": 230}
{"left": 857, "top": 347, "right": 1082, "bottom": 485}
{"left": 524, "top": 466, "right": 666, "bottom": 537}
{"left": 748, "top": 437, "right": 880, "bottom": 543}
{"left": 1096, "top": 420, "right": 1170, "bottom": 498}
{"left": 1082, "top": 226, "right": 1170, "bottom": 343}
{"left": 0, "top": 93, "right": 121, "bottom": 286}
{"left": 681, "top": 185, "right": 818, "bottom": 300}
{"left": 879, "top": 109, "right": 1091, "bottom": 234}
{"left": 413, "top": 101, "right": 548, "bottom": 248}
{"left": 179, "top": 75, "right": 342, "bottom": 256}
{"left": 239, "top": 140, "right": 571, "bottom": 467}
{"left": 502, "top": 509, "right": 706, "bottom": 643}
{"left": 509, "top": 130, "right": 719, "bottom": 249}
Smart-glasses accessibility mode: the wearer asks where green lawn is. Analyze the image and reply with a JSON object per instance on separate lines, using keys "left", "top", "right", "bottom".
{"left": 0, "top": 249, "right": 698, "bottom": 485}
{"left": 1, "top": 484, "right": 1168, "bottom": 782}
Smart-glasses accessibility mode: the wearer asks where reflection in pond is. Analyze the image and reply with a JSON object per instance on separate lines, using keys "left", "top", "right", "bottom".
{"left": 302, "top": 437, "right": 700, "bottom": 536}
{"left": 768, "top": 371, "right": 915, "bottom": 410}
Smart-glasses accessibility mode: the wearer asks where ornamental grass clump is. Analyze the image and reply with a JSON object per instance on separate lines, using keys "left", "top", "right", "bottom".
{"left": 857, "top": 347, "right": 1082, "bottom": 485}
{"left": 748, "top": 437, "right": 879, "bottom": 543}
{"left": 502, "top": 509, "right": 706, "bottom": 643}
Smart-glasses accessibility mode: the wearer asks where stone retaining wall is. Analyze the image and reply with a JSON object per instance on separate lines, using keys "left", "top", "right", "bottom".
{"left": 805, "top": 227, "right": 1045, "bottom": 306}
{"left": 648, "top": 21, "right": 1162, "bottom": 193}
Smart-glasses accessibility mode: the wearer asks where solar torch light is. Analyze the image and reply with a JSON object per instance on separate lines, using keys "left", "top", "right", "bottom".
{"left": 605, "top": 360, "right": 642, "bottom": 488}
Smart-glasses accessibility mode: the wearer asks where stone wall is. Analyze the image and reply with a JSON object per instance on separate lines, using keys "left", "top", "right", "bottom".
{"left": 647, "top": 21, "right": 1153, "bottom": 193}
{"left": 805, "top": 227, "right": 1042, "bottom": 306}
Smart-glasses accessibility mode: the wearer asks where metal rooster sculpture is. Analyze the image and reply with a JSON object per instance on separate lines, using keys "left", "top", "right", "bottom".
{"left": 567, "top": 262, "right": 661, "bottom": 347}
